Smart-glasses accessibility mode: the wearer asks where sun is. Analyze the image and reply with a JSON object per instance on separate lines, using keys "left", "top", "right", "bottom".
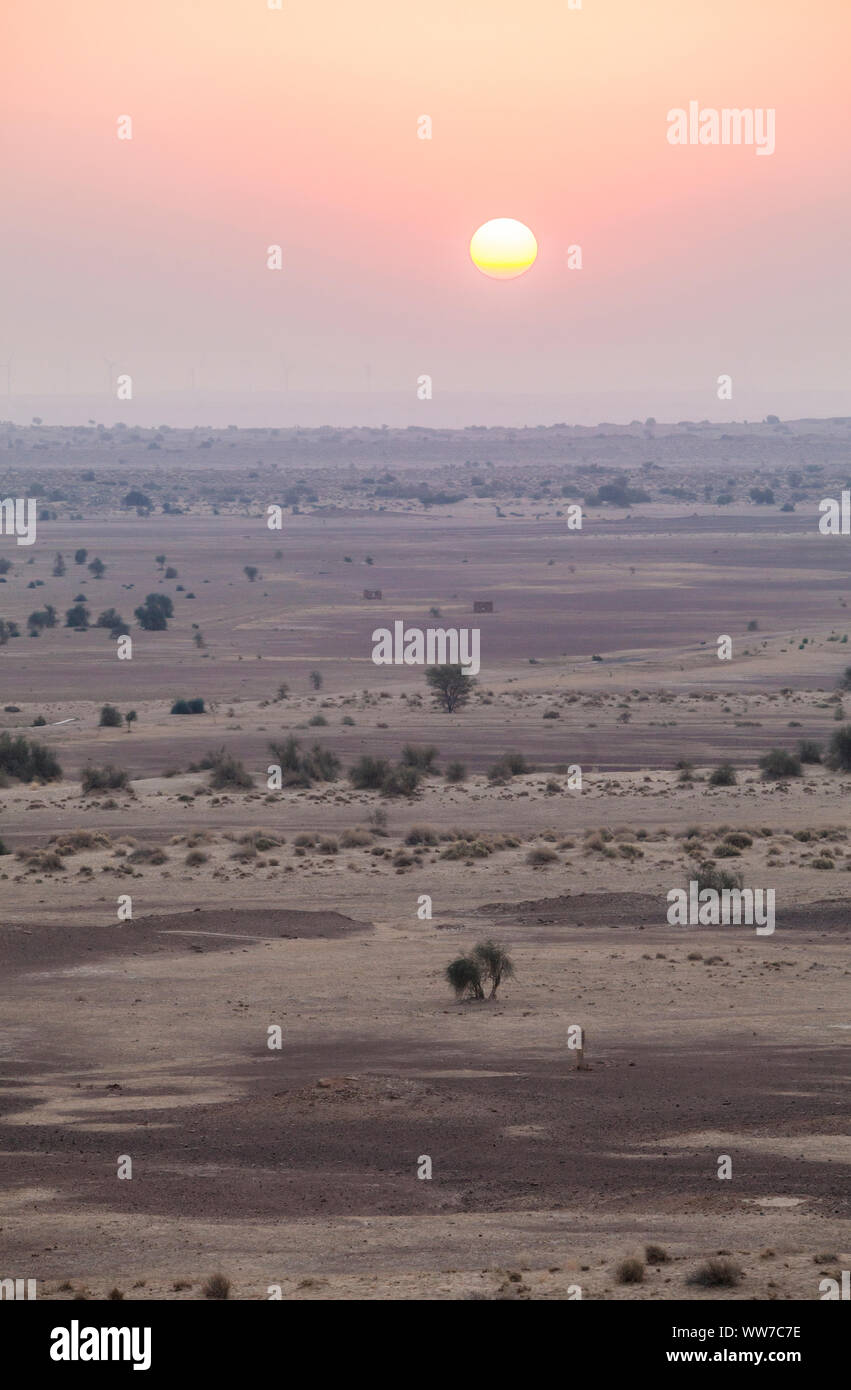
{"left": 469, "top": 218, "right": 538, "bottom": 279}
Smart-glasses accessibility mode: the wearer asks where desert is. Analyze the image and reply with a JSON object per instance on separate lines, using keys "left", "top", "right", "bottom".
{"left": 0, "top": 419, "right": 848, "bottom": 1302}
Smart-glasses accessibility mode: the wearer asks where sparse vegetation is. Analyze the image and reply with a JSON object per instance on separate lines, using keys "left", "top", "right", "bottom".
{"left": 81, "top": 765, "right": 130, "bottom": 794}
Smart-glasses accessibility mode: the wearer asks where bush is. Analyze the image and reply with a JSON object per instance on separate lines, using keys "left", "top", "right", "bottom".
{"left": 724, "top": 832, "right": 752, "bottom": 849}
{"left": 99, "top": 704, "right": 123, "bottom": 728}
{"left": 81, "top": 765, "right": 130, "bottom": 794}
{"left": 308, "top": 714, "right": 327, "bottom": 726}
{"left": 405, "top": 825, "right": 439, "bottom": 846}
{"left": 171, "top": 697, "right": 205, "bottom": 715}
{"left": 445, "top": 955, "right": 484, "bottom": 1000}
{"left": 614, "top": 1258, "right": 645, "bottom": 1285}
{"left": 758, "top": 748, "right": 802, "bottom": 780}
{"left": 269, "top": 737, "right": 340, "bottom": 787}
{"left": 135, "top": 594, "right": 174, "bottom": 631}
{"left": 206, "top": 750, "right": 253, "bottom": 790}
{"left": 0, "top": 733, "right": 62, "bottom": 782}
{"left": 826, "top": 725, "right": 851, "bottom": 772}
{"left": 708, "top": 762, "right": 736, "bottom": 786}
{"left": 349, "top": 755, "right": 391, "bottom": 790}
{"left": 798, "top": 739, "right": 822, "bottom": 764}
{"left": 527, "top": 847, "right": 558, "bottom": 866}
{"left": 64, "top": 604, "right": 90, "bottom": 629}
{"left": 380, "top": 765, "right": 421, "bottom": 798}
{"left": 693, "top": 862, "right": 744, "bottom": 893}
{"left": 202, "top": 1273, "right": 231, "bottom": 1300}
{"left": 445, "top": 761, "right": 467, "bottom": 783}
{"left": 687, "top": 1258, "right": 742, "bottom": 1288}
{"left": 340, "top": 827, "right": 372, "bottom": 848}
{"left": 645, "top": 1244, "right": 669, "bottom": 1265}
{"left": 488, "top": 751, "right": 532, "bottom": 782}
{"left": 185, "top": 850, "right": 208, "bottom": 867}
{"left": 401, "top": 744, "right": 439, "bottom": 773}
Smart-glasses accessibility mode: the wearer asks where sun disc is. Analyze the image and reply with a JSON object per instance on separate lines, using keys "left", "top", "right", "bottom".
{"left": 470, "top": 218, "right": 537, "bottom": 279}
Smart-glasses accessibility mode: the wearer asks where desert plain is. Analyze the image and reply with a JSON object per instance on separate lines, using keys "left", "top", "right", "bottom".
{"left": 0, "top": 418, "right": 849, "bottom": 1300}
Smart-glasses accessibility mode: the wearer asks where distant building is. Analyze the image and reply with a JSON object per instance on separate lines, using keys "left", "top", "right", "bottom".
{"left": 473, "top": 600, "right": 493, "bottom": 613}
{"left": 363, "top": 588, "right": 383, "bottom": 600}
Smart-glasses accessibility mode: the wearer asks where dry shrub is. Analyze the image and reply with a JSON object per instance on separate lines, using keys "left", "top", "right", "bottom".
{"left": 340, "top": 827, "right": 372, "bottom": 847}
{"left": 687, "top": 1257, "right": 742, "bottom": 1288}
{"left": 49, "top": 829, "right": 112, "bottom": 852}
{"left": 128, "top": 846, "right": 168, "bottom": 866}
{"left": 615, "top": 1258, "right": 645, "bottom": 1284}
{"left": 527, "top": 847, "right": 558, "bottom": 866}
{"left": 201, "top": 1273, "right": 231, "bottom": 1300}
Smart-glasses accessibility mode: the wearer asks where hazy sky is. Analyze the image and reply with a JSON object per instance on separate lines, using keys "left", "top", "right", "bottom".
{"left": 3, "top": 0, "right": 850, "bottom": 423}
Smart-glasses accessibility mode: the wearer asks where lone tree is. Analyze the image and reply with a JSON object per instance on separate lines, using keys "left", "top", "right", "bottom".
{"left": 74, "top": 549, "right": 88, "bottom": 565}
{"left": 445, "top": 941, "right": 515, "bottom": 1001}
{"left": 87, "top": 557, "right": 106, "bottom": 579}
{"left": 52, "top": 552, "right": 66, "bottom": 577}
{"left": 244, "top": 565, "right": 259, "bottom": 582}
{"left": 309, "top": 670, "right": 323, "bottom": 691}
{"left": 426, "top": 663, "right": 475, "bottom": 712}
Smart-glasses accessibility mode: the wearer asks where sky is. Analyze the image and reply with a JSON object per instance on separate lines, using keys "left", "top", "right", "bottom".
{"left": 2, "top": 0, "right": 850, "bottom": 425}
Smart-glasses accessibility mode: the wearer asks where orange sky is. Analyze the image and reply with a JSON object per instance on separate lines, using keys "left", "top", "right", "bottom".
{"left": 2, "top": 0, "right": 850, "bottom": 419}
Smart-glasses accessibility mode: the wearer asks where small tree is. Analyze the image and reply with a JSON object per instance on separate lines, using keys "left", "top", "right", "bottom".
{"left": 74, "top": 549, "right": 88, "bottom": 565}
{"left": 125, "top": 710, "right": 137, "bottom": 731}
{"left": 88, "top": 557, "right": 106, "bottom": 579}
{"left": 52, "top": 552, "right": 66, "bottom": 577}
{"left": 244, "top": 566, "right": 259, "bottom": 582}
{"left": 99, "top": 704, "right": 123, "bottom": 728}
{"left": 425, "top": 664, "right": 475, "bottom": 712}
{"left": 309, "top": 670, "right": 323, "bottom": 691}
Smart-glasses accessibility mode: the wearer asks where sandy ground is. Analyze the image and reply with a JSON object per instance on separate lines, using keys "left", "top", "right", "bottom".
{"left": 1, "top": 425, "right": 849, "bottom": 1299}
